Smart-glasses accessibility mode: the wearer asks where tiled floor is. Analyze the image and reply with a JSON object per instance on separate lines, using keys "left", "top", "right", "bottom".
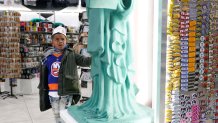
{"left": 0, "top": 94, "right": 55, "bottom": 123}
{"left": 0, "top": 79, "right": 93, "bottom": 123}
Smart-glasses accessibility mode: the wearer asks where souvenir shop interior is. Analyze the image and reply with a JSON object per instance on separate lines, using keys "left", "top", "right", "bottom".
{"left": 0, "top": 0, "right": 157, "bottom": 123}
{"left": 0, "top": 0, "right": 213, "bottom": 122}
{"left": 5, "top": 0, "right": 218, "bottom": 123}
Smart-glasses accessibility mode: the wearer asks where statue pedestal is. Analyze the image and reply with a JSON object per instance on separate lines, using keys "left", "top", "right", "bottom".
{"left": 60, "top": 110, "right": 78, "bottom": 123}
{"left": 67, "top": 105, "right": 153, "bottom": 123}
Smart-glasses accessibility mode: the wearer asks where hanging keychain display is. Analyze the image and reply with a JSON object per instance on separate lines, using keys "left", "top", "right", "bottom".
{"left": 0, "top": 11, "right": 21, "bottom": 78}
{"left": 165, "top": 0, "right": 218, "bottom": 122}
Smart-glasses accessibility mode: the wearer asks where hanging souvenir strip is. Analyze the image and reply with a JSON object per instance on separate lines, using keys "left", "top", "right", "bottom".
{"left": 0, "top": 11, "right": 21, "bottom": 78}
{"left": 165, "top": 0, "right": 218, "bottom": 122}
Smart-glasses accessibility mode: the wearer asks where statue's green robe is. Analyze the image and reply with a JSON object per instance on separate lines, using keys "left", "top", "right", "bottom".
{"left": 68, "top": 0, "right": 154, "bottom": 122}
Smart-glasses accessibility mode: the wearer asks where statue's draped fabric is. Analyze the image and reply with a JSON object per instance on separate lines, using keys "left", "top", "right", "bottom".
{"left": 68, "top": 0, "right": 153, "bottom": 122}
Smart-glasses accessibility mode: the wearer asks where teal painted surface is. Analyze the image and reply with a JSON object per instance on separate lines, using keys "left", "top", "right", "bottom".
{"left": 68, "top": 105, "right": 153, "bottom": 123}
{"left": 68, "top": 0, "right": 154, "bottom": 122}
{"left": 86, "top": 0, "right": 118, "bottom": 9}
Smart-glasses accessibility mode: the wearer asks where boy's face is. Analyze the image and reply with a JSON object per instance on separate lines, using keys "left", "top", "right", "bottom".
{"left": 52, "top": 33, "right": 67, "bottom": 50}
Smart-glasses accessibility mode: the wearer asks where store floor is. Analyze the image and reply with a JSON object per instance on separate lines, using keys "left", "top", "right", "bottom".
{"left": 0, "top": 80, "right": 92, "bottom": 123}
{"left": 0, "top": 94, "right": 56, "bottom": 123}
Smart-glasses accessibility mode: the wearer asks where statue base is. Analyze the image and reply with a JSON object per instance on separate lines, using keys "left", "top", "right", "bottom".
{"left": 67, "top": 104, "right": 153, "bottom": 123}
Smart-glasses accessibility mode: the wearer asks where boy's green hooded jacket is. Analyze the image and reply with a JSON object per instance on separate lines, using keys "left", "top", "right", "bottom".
{"left": 38, "top": 48, "right": 91, "bottom": 111}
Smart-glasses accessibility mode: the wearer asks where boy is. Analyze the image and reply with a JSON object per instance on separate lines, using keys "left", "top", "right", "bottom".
{"left": 38, "top": 26, "right": 91, "bottom": 123}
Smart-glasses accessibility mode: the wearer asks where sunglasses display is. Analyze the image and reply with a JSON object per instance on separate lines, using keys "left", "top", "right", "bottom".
{"left": 166, "top": 0, "right": 218, "bottom": 122}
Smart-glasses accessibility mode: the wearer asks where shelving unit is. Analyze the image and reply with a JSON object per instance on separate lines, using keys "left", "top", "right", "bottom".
{"left": 20, "top": 32, "right": 43, "bottom": 79}
{"left": 165, "top": 0, "right": 218, "bottom": 122}
{"left": 19, "top": 20, "right": 80, "bottom": 79}
{"left": 0, "top": 10, "right": 22, "bottom": 99}
{"left": 77, "top": 11, "right": 92, "bottom": 102}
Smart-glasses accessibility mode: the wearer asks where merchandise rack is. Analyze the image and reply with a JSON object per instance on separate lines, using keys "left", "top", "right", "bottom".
{"left": 165, "top": 0, "right": 218, "bottom": 122}
{"left": 20, "top": 31, "right": 43, "bottom": 79}
{"left": 0, "top": 10, "right": 22, "bottom": 99}
{"left": 19, "top": 20, "right": 80, "bottom": 79}
{"left": 78, "top": 11, "right": 92, "bottom": 102}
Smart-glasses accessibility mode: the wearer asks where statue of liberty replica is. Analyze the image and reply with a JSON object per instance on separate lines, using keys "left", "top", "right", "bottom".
{"left": 68, "top": 0, "right": 154, "bottom": 122}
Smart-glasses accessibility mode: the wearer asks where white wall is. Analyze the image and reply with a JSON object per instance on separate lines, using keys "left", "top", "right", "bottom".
{"left": 0, "top": 3, "right": 85, "bottom": 28}
{"left": 20, "top": 11, "right": 41, "bottom": 21}
{"left": 19, "top": 11, "right": 82, "bottom": 28}
{"left": 49, "top": 12, "right": 81, "bottom": 27}
{"left": 131, "top": 0, "right": 154, "bottom": 107}
{"left": 52, "top": 5, "right": 86, "bottom": 27}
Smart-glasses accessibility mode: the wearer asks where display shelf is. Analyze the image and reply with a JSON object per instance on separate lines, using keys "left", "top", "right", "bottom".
{"left": 23, "top": 44, "right": 41, "bottom": 47}
{"left": 79, "top": 67, "right": 91, "bottom": 70}
{"left": 79, "top": 32, "right": 88, "bottom": 37}
{"left": 164, "top": 0, "right": 218, "bottom": 122}
{"left": 20, "top": 31, "right": 79, "bottom": 35}
{"left": 41, "top": 42, "right": 77, "bottom": 45}
{"left": 19, "top": 76, "right": 39, "bottom": 94}
{"left": 20, "top": 29, "right": 44, "bottom": 79}
{"left": 19, "top": 21, "right": 80, "bottom": 79}
{"left": 82, "top": 43, "right": 87, "bottom": 45}
{"left": 21, "top": 55, "right": 42, "bottom": 58}
{"left": 21, "top": 66, "right": 39, "bottom": 69}
{"left": 0, "top": 10, "right": 21, "bottom": 79}
{"left": 67, "top": 32, "right": 79, "bottom": 35}
{"left": 77, "top": 11, "right": 92, "bottom": 103}
{"left": 20, "top": 31, "right": 52, "bottom": 34}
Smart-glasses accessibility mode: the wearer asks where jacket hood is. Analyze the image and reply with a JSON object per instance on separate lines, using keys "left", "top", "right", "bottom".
{"left": 41, "top": 48, "right": 55, "bottom": 64}
{"left": 43, "top": 48, "right": 55, "bottom": 58}
{"left": 41, "top": 47, "right": 74, "bottom": 63}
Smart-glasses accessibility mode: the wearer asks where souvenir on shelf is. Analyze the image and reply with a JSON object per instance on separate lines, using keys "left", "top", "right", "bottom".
{"left": 0, "top": 10, "right": 21, "bottom": 79}
{"left": 165, "top": 0, "right": 218, "bottom": 122}
{"left": 19, "top": 45, "right": 43, "bottom": 79}
{"left": 20, "top": 21, "right": 46, "bottom": 79}
{"left": 78, "top": 11, "right": 91, "bottom": 91}
{"left": 19, "top": 21, "right": 79, "bottom": 79}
